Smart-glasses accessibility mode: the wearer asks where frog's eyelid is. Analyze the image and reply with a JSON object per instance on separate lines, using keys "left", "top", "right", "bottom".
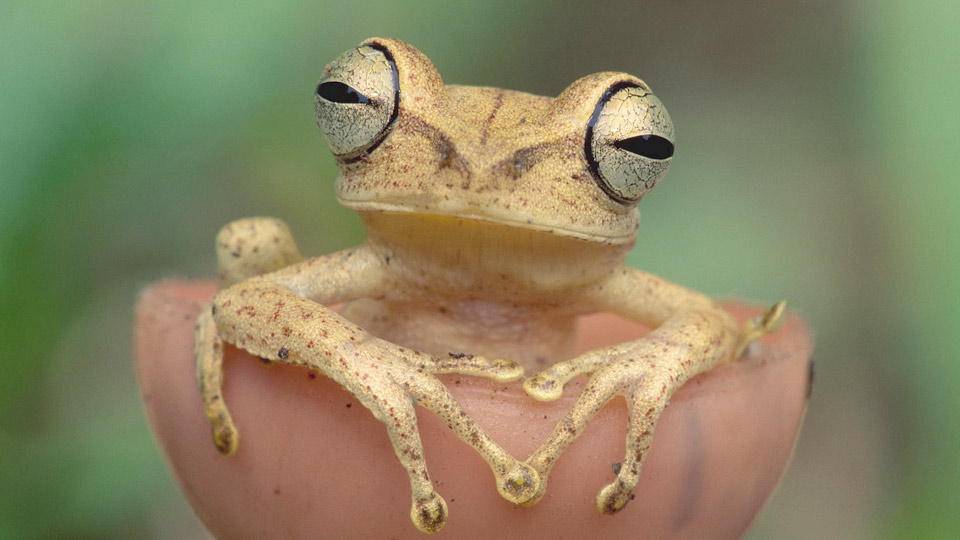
{"left": 583, "top": 81, "right": 642, "bottom": 176}
{"left": 357, "top": 43, "right": 401, "bottom": 157}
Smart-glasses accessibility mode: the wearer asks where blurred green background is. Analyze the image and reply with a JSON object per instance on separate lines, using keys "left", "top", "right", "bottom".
{"left": 2, "top": 1, "right": 957, "bottom": 538}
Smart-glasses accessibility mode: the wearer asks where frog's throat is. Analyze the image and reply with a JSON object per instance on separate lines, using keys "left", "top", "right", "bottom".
{"left": 339, "top": 201, "right": 639, "bottom": 246}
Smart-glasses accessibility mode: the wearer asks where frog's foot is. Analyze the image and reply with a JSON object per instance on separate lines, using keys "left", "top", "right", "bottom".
{"left": 522, "top": 370, "right": 603, "bottom": 505}
{"left": 522, "top": 346, "right": 617, "bottom": 401}
{"left": 394, "top": 362, "right": 540, "bottom": 507}
{"left": 202, "top": 282, "right": 539, "bottom": 530}
{"left": 372, "top": 368, "right": 539, "bottom": 531}
{"left": 593, "top": 388, "right": 667, "bottom": 514}
{"left": 215, "top": 217, "right": 303, "bottom": 287}
{"left": 734, "top": 300, "right": 787, "bottom": 357}
{"left": 195, "top": 304, "right": 238, "bottom": 455}
{"left": 406, "top": 351, "right": 539, "bottom": 503}
{"left": 523, "top": 340, "right": 682, "bottom": 511}
{"left": 358, "top": 374, "right": 453, "bottom": 533}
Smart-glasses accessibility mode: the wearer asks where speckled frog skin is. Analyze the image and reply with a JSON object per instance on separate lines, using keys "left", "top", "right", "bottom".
{"left": 195, "top": 37, "right": 784, "bottom": 533}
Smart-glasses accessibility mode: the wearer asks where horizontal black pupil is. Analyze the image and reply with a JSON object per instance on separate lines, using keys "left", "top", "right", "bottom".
{"left": 614, "top": 135, "right": 674, "bottom": 160}
{"left": 317, "top": 81, "right": 369, "bottom": 104}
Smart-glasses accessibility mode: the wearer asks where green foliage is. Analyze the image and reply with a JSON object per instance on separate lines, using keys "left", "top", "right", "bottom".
{"left": 859, "top": 2, "right": 960, "bottom": 538}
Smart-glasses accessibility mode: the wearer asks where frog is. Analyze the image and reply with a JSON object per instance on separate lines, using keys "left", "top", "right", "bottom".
{"left": 194, "top": 37, "right": 785, "bottom": 534}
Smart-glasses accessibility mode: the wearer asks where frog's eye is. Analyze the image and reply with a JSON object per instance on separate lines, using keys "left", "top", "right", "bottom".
{"left": 585, "top": 82, "right": 675, "bottom": 205}
{"left": 315, "top": 44, "right": 400, "bottom": 158}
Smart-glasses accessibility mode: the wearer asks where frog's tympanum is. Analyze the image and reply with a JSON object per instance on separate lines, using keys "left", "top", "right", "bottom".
{"left": 195, "top": 38, "right": 784, "bottom": 533}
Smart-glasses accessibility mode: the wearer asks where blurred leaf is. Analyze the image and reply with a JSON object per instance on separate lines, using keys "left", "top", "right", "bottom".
{"left": 857, "top": 1, "right": 960, "bottom": 538}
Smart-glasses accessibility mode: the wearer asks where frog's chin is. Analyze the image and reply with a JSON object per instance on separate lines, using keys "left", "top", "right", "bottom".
{"left": 341, "top": 200, "right": 638, "bottom": 246}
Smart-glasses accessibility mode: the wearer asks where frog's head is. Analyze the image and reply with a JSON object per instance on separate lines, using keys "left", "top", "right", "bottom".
{"left": 315, "top": 38, "right": 674, "bottom": 246}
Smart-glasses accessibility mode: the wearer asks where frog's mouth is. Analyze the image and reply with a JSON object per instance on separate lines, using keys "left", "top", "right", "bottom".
{"left": 341, "top": 199, "right": 639, "bottom": 246}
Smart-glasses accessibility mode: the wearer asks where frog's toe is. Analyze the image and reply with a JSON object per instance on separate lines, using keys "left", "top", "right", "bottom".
{"left": 410, "top": 492, "right": 448, "bottom": 534}
{"left": 488, "top": 358, "right": 525, "bottom": 382}
{"left": 735, "top": 300, "right": 788, "bottom": 357}
{"left": 497, "top": 462, "right": 541, "bottom": 504}
{"left": 204, "top": 395, "right": 239, "bottom": 455}
{"left": 522, "top": 374, "right": 564, "bottom": 401}
{"left": 596, "top": 478, "right": 634, "bottom": 515}
{"left": 211, "top": 420, "right": 239, "bottom": 455}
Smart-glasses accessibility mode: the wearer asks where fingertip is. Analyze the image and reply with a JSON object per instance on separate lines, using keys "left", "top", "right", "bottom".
{"left": 496, "top": 462, "right": 540, "bottom": 504}
{"left": 596, "top": 480, "right": 632, "bottom": 515}
{"left": 522, "top": 376, "right": 564, "bottom": 401}
{"left": 411, "top": 493, "right": 448, "bottom": 534}
{"left": 491, "top": 358, "right": 525, "bottom": 383}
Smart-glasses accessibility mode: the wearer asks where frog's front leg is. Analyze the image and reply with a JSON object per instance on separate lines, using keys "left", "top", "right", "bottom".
{"left": 206, "top": 281, "right": 537, "bottom": 532}
{"left": 195, "top": 217, "right": 305, "bottom": 454}
{"left": 195, "top": 221, "right": 538, "bottom": 532}
{"left": 521, "top": 269, "right": 784, "bottom": 513}
{"left": 523, "top": 310, "right": 732, "bottom": 512}
{"left": 196, "top": 217, "right": 400, "bottom": 452}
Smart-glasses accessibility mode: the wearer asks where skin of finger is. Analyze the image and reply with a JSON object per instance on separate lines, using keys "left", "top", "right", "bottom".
{"left": 135, "top": 280, "right": 811, "bottom": 540}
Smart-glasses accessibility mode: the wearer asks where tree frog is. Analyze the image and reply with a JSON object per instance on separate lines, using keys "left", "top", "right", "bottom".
{"left": 195, "top": 37, "right": 784, "bottom": 534}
